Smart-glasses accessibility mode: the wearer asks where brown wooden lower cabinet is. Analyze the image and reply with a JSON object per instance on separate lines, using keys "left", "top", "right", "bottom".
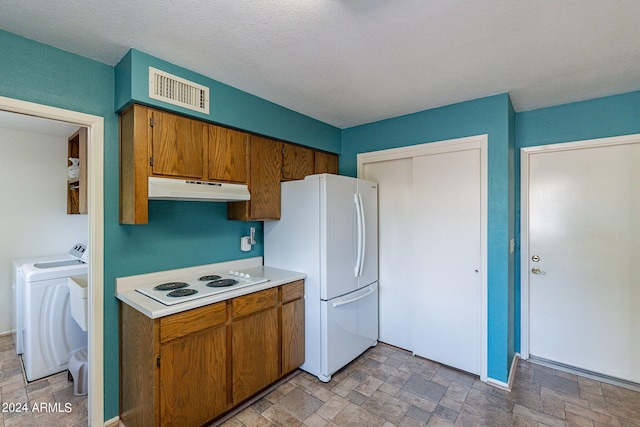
{"left": 160, "top": 325, "right": 227, "bottom": 426}
{"left": 232, "top": 306, "right": 279, "bottom": 404}
{"left": 120, "top": 280, "right": 305, "bottom": 427}
{"left": 281, "top": 281, "right": 305, "bottom": 374}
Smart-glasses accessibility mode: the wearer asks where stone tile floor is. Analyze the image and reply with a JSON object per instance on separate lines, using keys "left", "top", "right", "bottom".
{"left": 3, "top": 331, "right": 639, "bottom": 426}
{"left": 0, "top": 335, "right": 87, "bottom": 427}
{"left": 218, "top": 343, "right": 640, "bottom": 427}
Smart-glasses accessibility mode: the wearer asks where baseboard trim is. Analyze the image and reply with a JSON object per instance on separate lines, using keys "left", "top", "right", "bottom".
{"left": 486, "top": 353, "right": 519, "bottom": 392}
{"left": 103, "top": 416, "right": 121, "bottom": 427}
{"left": 528, "top": 355, "right": 640, "bottom": 392}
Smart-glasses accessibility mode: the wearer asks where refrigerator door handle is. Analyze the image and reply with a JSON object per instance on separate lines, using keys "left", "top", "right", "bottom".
{"left": 354, "top": 193, "right": 363, "bottom": 277}
{"left": 332, "top": 283, "right": 377, "bottom": 308}
{"left": 357, "top": 193, "right": 366, "bottom": 277}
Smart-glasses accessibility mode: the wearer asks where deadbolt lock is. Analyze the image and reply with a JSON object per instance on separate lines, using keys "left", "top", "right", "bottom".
{"left": 532, "top": 255, "right": 540, "bottom": 262}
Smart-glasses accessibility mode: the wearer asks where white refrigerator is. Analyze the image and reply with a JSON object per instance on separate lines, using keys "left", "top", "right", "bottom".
{"left": 265, "top": 173, "right": 379, "bottom": 382}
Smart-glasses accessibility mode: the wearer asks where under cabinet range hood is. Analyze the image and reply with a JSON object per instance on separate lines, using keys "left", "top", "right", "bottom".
{"left": 148, "top": 177, "right": 250, "bottom": 202}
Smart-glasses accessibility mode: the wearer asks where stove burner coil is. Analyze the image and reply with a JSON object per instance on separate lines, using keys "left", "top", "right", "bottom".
{"left": 206, "top": 279, "right": 238, "bottom": 288}
{"left": 167, "top": 288, "right": 198, "bottom": 297}
{"left": 154, "top": 282, "right": 189, "bottom": 291}
{"left": 198, "top": 275, "right": 222, "bottom": 281}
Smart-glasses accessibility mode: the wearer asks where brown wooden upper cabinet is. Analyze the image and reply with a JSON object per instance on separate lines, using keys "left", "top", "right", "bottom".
{"left": 149, "top": 109, "right": 205, "bottom": 179}
{"left": 67, "top": 127, "right": 88, "bottom": 215}
{"left": 314, "top": 151, "right": 339, "bottom": 175}
{"left": 228, "top": 135, "right": 282, "bottom": 221}
{"left": 207, "top": 125, "right": 249, "bottom": 184}
{"left": 119, "top": 104, "right": 249, "bottom": 224}
{"left": 121, "top": 104, "right": 337, "bottom": 223}
{"left": 282, "top": 142, "right": 314, "bottom": 181}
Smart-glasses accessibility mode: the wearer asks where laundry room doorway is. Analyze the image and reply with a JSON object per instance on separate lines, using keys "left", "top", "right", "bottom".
{"left": 0, "top": 96, "right": 105, "bottom": 425}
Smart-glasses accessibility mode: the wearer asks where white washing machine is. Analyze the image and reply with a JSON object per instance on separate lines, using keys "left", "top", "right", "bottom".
{"left": 12, "top": 244, "right": 89, "bottom": 381}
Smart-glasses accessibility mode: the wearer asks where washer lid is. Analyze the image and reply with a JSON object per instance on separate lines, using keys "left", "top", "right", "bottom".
{"left": 34, "top": 259, "right": 85, "bottom": 269}
{"left": 21, "top": 259, "right": 88, "bottom": 282}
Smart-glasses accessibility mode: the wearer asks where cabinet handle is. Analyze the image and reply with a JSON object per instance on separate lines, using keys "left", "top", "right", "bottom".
{"left": 157, "top": 355, "right": 160, "bottom": 368}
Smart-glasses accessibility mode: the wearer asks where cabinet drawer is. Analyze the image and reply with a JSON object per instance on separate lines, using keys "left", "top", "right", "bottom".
{"left": 281, "top": 280, "right": 304, "bottom": 303}
{"left": 232, "top": 288, "right": 277, "bottom": 318}
{"left": 160, "top": 302, "right": 227, "bottom": 343}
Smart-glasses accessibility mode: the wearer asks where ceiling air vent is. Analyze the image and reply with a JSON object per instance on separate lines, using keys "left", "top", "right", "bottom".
{"left": 149, "top": 67, "right": 210, "bottom": 114}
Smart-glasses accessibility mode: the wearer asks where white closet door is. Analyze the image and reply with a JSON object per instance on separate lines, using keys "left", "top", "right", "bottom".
{"left": 411, "top": 149, "right": 482, "bottom": 375}
{"left": 363, "top": 158, "right": 413, "bottom": 350}
{"left": 528, "top": 141, "right": 640, "bottom": 383}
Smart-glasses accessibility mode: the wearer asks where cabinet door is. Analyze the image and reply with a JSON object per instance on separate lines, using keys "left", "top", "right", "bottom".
{"left": 314, "top": 151, "right": 339, "bottom": 174}
{"left": 282, "top": 143, "right": 314, "bottom": 181}
{"left": 282, "top": 296, "right": 305, "bottom": 374}
{"left": 232, "top": 308, "right": 279, "bottom": 404}
{"left": 119, "top": 303, "right": 159, "bottom": 427}
{"left": 207, "top": 125, "right": 248, "bottom": 183}
{"left": 150, "top": 109, "right": 205, "bottom": 179}
{"left": 160, "top": 325, "right": 227, "bottom": 426}
{"left": 229, "top": 135, "right": 282, "bottom": 220}
{"left": 250, "top": 136, "right": 282, "bottom": 219}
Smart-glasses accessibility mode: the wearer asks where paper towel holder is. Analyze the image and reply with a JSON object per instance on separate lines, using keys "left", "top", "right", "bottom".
{"left": 241, "top": 227, "right": 256, "bottom": 252}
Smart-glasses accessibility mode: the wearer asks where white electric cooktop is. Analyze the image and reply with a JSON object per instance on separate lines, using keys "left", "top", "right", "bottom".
{"left": 135, "top": 270, "right": 269, "bottom": 306}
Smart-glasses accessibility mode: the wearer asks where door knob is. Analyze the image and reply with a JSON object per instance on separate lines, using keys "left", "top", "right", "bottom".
{"left": 531, "top": 267, "right": 545, "bottom": 275}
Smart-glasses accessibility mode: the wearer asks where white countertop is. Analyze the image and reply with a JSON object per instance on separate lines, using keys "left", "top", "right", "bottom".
{"left": 117, "top": 261, "right": 306, "bottom": 319}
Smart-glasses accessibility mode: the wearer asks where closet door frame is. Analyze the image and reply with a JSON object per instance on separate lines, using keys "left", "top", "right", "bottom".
{"left": 357, "top": 134, "right": 488, "bottom": 382}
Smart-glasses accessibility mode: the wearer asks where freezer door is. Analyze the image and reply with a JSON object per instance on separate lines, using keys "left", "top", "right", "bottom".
{"left": 320, "top": 283, "right": 378, "bottom": 381}
{"left": 321, "top": 174, "right": 359, "bottom": 300}
{"left": 357, "top": 179, "right": 378, "bottom": 288}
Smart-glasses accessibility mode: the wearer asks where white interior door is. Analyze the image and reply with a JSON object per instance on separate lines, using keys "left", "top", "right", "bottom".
{"left": 527, "top": 139, "right": 640, "bottom": 383}
{"left": 363, "top": 158, "right": 413, "bottom": 350}
{"left": 410, "top": 149, "right": 482, "bottom": 375}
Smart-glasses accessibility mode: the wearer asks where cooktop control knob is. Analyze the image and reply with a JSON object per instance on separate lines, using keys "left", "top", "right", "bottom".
{"left": 228, "top": 270, "right": 251, "bottom": 278}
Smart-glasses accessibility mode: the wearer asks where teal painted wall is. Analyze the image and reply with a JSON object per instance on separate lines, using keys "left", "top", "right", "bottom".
{"left": 516, "top": 91, "right": 640, "bottom": 147}
{"left": 507, "top": 98, "right": 517, "bottom": 367}
{"left": 1, "top": 31, "right": 341, "bottom": 421}
{"left": 109, "top": 48, "right": 340, "bottom": 420}
{"left": 341, "top": 93, "right": 517, "bottom": 383}
{"left": 115, "top": 49, "right": 342, "bottom": 153}
{"left": 0, "top": 29, "right": 121, "bottom": 418}
{"left": 513, "top": 90, "right": 640, "bottom": 354}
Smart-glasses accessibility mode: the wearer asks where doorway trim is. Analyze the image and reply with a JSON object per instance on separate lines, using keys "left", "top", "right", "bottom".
{"left": 520, "top": 132, "right": 640, "bottom": 361}
{"left": 0, "top": 96, "right": 105, "bottom": 425}
{"left": 357, "top": 134, "right": 488, "bottom": 382}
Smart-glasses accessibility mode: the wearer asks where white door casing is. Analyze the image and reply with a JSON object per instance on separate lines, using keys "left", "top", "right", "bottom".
{"left": 521, "top": 134, "right": 640, "bottom": 384}
{"left": 0, "top": 96, "right": 105, "bottom": 425}
{"left": 358, "top": 134, "right": 488, "bottom": 381}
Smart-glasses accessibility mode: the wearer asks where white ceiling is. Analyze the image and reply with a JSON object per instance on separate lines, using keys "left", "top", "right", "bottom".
{"left": 1, "top": 1, "right": 640, "bottom": 128}
{"left": 0, "top": 110, "right": 79, "bottom": 137}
